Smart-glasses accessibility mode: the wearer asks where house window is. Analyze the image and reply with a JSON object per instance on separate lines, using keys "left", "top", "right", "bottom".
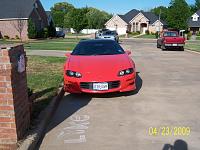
{"left": 34, "top": 3, "right": 38, "bottom": 9}
{"left": 192, "top": 16, "right": 199, "bottom": 21}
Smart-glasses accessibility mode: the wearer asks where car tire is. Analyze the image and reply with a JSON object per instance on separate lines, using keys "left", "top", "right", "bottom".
{"left": 161, "top": 45, "right": 166, "bottom": 51}
{"left": 180, "top": 46, "right": 184, "bottom": 51}
{"left": 157, "top": 42, "right": 161, "bottom": 48}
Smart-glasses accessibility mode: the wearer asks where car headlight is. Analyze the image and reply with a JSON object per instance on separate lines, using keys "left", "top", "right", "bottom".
{"left": 118, "top": 68, "right": 134, "bottom": 76}
{"left": 66, "top": 70, "right": 82, "bottom": 78}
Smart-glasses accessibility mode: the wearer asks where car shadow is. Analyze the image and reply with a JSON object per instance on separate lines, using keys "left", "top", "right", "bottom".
{"left": 162, "top": 48, "right": 184, "bottom": 51}
{"left": 37, "top": 93, "right": 92, "bottom": 148}
{"left": 43, "top": 72, "right": 142, "bottom": 132}
{"left": 163, "top": 139, "right": 188, "bottom": 150}
{"left": 37, "top": 73, "right": 142, "bottom": 148}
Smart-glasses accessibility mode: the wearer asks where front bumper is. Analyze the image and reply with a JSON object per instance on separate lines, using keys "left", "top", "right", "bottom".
{"left": 64, "top": 74, "right": 136, "bottom": 94}
{"left": 164, "top": 43, "right": 185, "bottom": 47}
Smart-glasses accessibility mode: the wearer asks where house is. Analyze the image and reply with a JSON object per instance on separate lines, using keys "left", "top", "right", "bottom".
{"left": 0, "top": 0, "right": 48, "bottom": 40}
{"left": 105, "top": 9, "right": 167, "bottom": 35}
{"left": 46, "top": 11, "right": 54, "bottom": 26}
{"left": 188, "top": 10, "right": 200, "bottom": 34}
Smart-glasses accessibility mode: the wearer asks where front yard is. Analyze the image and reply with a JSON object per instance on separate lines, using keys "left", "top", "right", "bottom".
{"left": 0, "top": 38, "right": 83, "bottom": 51}
{"left": 136, "top": 34, "right": 156, "bottom": 39}
{"left": 185, "top": 42, "right": 200, "bottom": 52}
{"left": 27, "top": 55, "right": 65, "bottom": 123}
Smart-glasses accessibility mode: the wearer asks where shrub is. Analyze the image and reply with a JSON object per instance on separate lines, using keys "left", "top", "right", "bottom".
{"left": 37, "top": 29, "right": 44, "bottom": 38}
{"left": 145, "top": 30, "right": 150, "bottom": 35}
{"left": 0, "top": 32, "right": 2, "bottom": 39}
{"left": 48, "top": 20, "right": 56, "bottom": 37}
{"left": 28, "top": 19, "right": 37, "bottom": 39}
{"left": 196, "top": 32, "right": 200, "bottom": 36}
{"left": 187, "top": 32, "right": 192, "bottom": 40}
{"left": 3, "top": 35, "right": 10, "bottom": 39}
{"left": 155, "top": 31, "right": 159, "bottom": 39}
{"left": 15, "top": 35, "right": 20, "bottom": 39}
{"left": 43, "top": 28, "right": 48, "bottom": 38}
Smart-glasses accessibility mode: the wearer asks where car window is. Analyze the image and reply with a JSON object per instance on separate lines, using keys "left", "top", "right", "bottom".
{"left": 163, "top": 32, "right": 178, "bottom": 37}
{"left": 103, "top": 31, "right": 116, "bottom": 35}
{"left": 71, "top": 40, "right": 125, "bottom": 56}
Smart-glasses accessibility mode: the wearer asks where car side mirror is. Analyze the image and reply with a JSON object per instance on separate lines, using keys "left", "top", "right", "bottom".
{"left": 65, "top": 52, "right": 71, "bottom": 57}
{"left": 125, "top": 50, "right": 131, "bottom": 55}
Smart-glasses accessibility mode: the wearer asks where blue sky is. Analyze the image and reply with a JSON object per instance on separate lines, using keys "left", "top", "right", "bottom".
{"left": 41, "top": 0, "right": 195, "bottom": 14}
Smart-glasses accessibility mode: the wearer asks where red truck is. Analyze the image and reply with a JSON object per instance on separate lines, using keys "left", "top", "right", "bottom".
{"left": 157, "top": 31, "right": 185, "bottom": 51}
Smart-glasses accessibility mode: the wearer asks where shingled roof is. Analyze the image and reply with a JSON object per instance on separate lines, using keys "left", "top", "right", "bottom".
{"left": 0, "top": 0, "right": 36, "bottom": 19}
{"left": 188, "top": 10, "right": 200, "bottom": 27}
{"left": 118, "top": 9, "right": 167, "bottom": 25}
{"left": 119, "top": 9, "right": 140, "bottom": 23}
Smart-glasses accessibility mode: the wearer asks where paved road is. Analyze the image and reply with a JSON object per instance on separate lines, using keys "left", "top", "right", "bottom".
{"left": 39, "top": 39, "right": 200, "bottom": 150}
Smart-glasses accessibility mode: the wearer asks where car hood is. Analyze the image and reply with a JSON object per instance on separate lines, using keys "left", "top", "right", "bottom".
{"left": 66, "top": 54, "right": 132, "bottom": 79}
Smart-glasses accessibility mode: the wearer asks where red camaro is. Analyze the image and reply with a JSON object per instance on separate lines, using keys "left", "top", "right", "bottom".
{"left": 64, "top": 39, "right": 136, "bottom": 94}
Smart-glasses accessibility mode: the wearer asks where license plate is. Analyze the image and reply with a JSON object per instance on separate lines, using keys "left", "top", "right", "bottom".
{"left": 93, "top": 83, "right": 108, "bottom": 91}
{"left": 172, "top": 44, "right": 177, "bottom": 46}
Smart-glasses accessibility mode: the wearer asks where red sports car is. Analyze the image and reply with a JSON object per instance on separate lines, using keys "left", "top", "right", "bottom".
{"left": 64, "top": 39, "right": 136, "bottom": 94}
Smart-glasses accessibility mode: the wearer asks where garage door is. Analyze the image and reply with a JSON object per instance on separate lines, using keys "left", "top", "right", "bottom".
{"left": 106, "top": 27, "right": 127, "bottom": 35}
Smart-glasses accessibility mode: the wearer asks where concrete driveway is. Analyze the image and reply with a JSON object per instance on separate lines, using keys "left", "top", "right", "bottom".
{"left": 39, "top": 39, "right": 200, "bottom": 150}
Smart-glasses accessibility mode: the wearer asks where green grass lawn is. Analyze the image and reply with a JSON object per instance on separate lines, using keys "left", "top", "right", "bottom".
{"left": 196, "top": 36, "right": 200, "bottom": 40}
{"left": 0, "top": 38, "right": 83, "bottom": 51}
{"left": 0, "top": 39, "right": 20, "bottom": 44}
{"left": 185, "top": 43, "right": 200, "bottom": 52}
{"left": 66, "top": 33, "right": 89, "bottom": 36}
{"left": 27, "top": 55, "right": 65, "bottom": 122}
{"left": 136, "top": 34, "right": 156, "bottom": 39}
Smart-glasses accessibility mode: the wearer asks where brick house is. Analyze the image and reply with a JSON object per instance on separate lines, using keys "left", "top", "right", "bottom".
{"left": 105, "top": 9, "right": 167, "bottom": 35}
{"left": 0, "top": 0, "right": 48, "bottom": 40}
{"left": 188, "top": 10, "right": 200, "bottom": 34}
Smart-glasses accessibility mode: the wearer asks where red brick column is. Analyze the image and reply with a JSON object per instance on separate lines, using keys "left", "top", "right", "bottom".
{"left": 0, "top": 45, "right": 30, "bottom": 149}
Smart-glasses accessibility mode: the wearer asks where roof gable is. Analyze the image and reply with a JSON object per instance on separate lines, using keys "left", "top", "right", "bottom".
{"left": 117, "top": 9, "right": 166, "bottom": 25}
{"left": 105, "top": 15, "right": 128, "bottom": 26}
{"left": 188, "top": 9, "right": 200, "bottom": 27}
{"left": 196, "top": 10, "right": 200, "bottom": 16}
{"left": 121, "top": 9, "right": 140, "bottom": 23}
{"left": 130, "top": 12, "right": 149, "bottom": 23}
{"left": 0, "top": 0, "right": 37, "bottom": 19}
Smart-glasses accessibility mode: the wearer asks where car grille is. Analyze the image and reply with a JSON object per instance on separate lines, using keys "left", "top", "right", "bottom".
{"left": 80, "top": 81, "right": 120, "bottom": 90}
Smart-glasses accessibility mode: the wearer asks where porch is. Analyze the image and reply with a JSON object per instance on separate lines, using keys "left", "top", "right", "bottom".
{"left": 130, "top": 22, "right": 149, "bottom": 34}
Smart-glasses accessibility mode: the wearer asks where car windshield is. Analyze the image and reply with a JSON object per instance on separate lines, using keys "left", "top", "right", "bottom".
{"left": 163, "top": 32, "right": 178, "bottom": 37}
{"left": 71, "top": 40, "right": 125, "bottom": 56}
{"left": 103, "top": 31, "right": 116, "bottom": 35}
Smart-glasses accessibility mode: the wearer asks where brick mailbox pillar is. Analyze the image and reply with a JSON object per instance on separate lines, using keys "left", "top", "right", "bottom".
{"left": 0, "top": 44, "right": 30, "bottom": 149}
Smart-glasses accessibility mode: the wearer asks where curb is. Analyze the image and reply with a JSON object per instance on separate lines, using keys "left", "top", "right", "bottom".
{"left": 18, "top": 88, "right": 65, "bottom": 150}
{"left": 120, "top": 37, "right": 157, "bottom": 41}
{"left": 185, "top": 49, "right": 200, "bottom": 55}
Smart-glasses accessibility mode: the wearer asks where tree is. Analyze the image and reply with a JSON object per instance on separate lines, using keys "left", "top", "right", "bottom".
{"left": 151, "top": 6, "right": 168, "bottom": 21}
{"left": 86, "top": 8, "right": 112, "bottom": 29}
{"left": 190, "top": 4, "right": 197, "bottom": 14}
{"left": 64, "top": 8, "right": 88, "bottom": 33}
{"left": 51, "top": 2, "right": 74, "bottom": 27}
{"left": 28, "top": 19, "right": 37, "bottom": 39}
{"left": 10, "top": 11, "right": 26, "bottom": 42}
{"left": 195, "top": 0, "right": 200, "bottom": 10}
{"left": 167, "top": 0, "right": 191, "bottom": 30}
{"left": 48, "top": 20, "right": 56, "bottom": 37}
